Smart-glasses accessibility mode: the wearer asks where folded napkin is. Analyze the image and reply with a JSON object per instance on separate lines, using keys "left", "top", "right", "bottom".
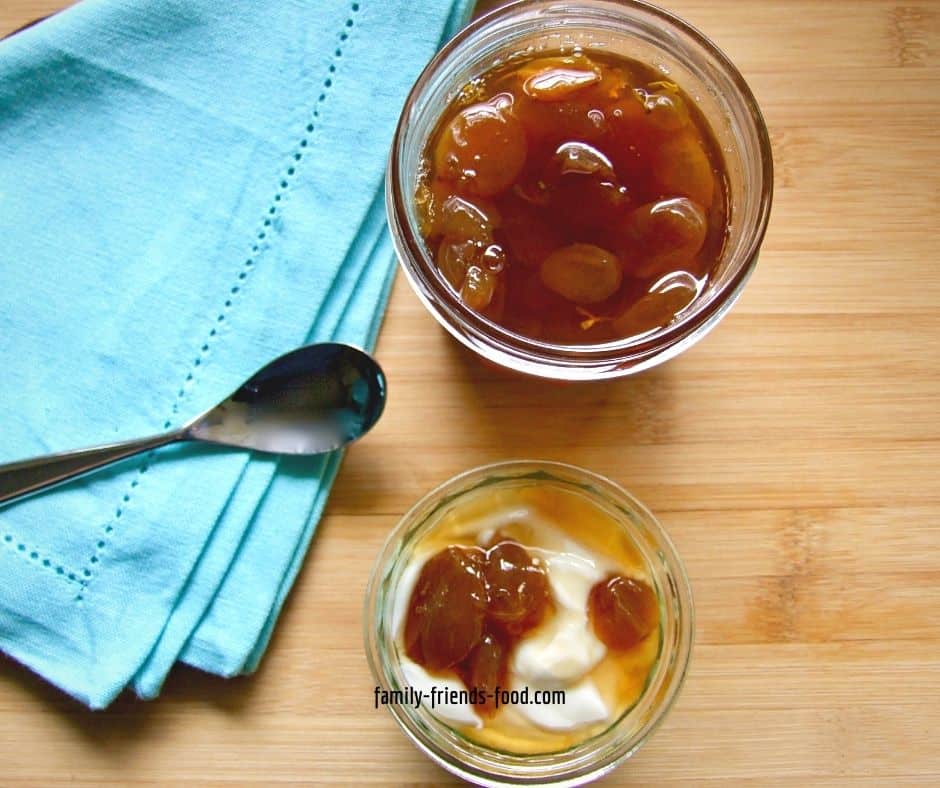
{"left": 0, "top": 0, "right": 468, "bottom": 708}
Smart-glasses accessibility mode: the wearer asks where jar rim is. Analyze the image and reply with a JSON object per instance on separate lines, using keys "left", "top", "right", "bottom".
{"left": 363, "top": 460, "right": 695, "bottom": 785}
{"left": 387, "top": 0, "right": 774, "bottom": 380}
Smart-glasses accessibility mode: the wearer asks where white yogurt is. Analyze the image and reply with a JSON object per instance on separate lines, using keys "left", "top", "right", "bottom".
{"left": 400, "top": 656, "right": 484, "bottom": 728}
{"left": 512, "top": 550, "right": 606, "bottom": 686}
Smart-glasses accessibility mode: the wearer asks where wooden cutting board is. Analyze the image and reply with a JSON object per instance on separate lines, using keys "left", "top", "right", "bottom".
{"left": 1, "top": 1, "right": 937, "bottom": 784}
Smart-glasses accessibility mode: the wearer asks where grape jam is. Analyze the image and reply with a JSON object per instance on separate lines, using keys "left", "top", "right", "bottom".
{"left": 404, "top": 539, "right": 552, "bottom": 716}
{"left": 416, "top": 50, "right": 729, "bottom": 344}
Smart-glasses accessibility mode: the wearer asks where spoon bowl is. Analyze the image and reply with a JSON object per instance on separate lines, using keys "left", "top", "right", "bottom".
{"left": 188, "top": 343, "right": 386, "bottom": 454}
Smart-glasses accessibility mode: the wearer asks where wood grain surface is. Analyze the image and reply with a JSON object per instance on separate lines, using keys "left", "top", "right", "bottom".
{"left": 1, "top": 0, "right": 938, "bottom": 785}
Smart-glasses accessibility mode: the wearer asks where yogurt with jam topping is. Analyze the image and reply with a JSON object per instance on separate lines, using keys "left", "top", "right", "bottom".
{"left": 391, "top": 485, "right": 661, "bottom": 754}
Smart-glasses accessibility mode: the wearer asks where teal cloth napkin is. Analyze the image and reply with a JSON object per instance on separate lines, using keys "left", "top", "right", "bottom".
{"left": 0, "top": 0, "right": 467, "bottom": 708}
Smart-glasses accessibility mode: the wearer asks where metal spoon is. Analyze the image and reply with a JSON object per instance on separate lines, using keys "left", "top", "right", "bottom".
{"left": 0, "top": 343, "right": 386, "bottom": 506}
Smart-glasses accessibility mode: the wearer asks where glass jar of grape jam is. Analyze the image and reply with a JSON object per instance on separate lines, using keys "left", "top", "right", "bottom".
{"left": 364, "top": 461, "right": 693, "bottom": 785}
{"left": 388, "top": 0, "right": 772, "bottom": 380}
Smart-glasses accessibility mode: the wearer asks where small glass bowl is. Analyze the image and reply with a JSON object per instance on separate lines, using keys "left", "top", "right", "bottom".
{"left": 387, "top": 0, "right": 773, "bottom": 380}
{"left": 364, "top": 461, "right": 694, "bottom": 786}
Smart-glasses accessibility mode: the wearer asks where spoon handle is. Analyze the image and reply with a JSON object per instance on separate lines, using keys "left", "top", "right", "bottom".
{"left": 0, "top": 431, "right": 184, "bottom": 507}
